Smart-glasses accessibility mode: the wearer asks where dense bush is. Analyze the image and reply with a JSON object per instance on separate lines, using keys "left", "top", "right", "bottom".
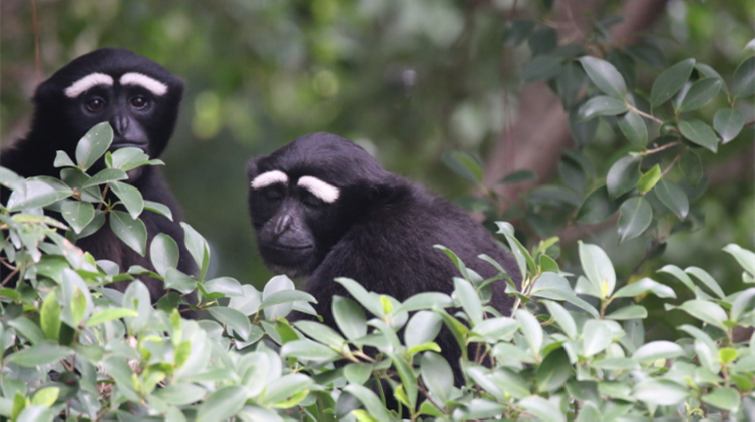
{"left": 0, "top": 124, "right": 752, "bottom": 421}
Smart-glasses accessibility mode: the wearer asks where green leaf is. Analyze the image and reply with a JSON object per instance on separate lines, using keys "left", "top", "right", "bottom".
{"left": 695, "top": 62, "right": 728, "bottom": 94}
{"left": 679, "top": 149, "right": 703, "bottom": 186}
{"left": 334, "top": 278, "right": 383, "bottom": 318}
{"left": 421, "top": 352, "right": 453, "bottom": 403}
{"left": 343, "top": 384, "right": 391, "bottom": 422}
{"left": 208, "top": 307, "right": 251, "bottom": 340}
{"left": 617, "top": 197, "right": 652, "bottom": 243}
{"left": 395, "top": 292, "right": 453, "bottom": 313}
{"left": 404, "top": 311, "right": 442, "bottom": 349}
{"left": 387, "top": 351, "right": 418, "bottom": 409}
{"left": 713, "top": 108, "right": 745, "bottom": 144}
{"left": 579, "top": 56, "right": 627, "bottom": 99}
{"left": 332, "top": 296, "right": 367, "bottom": 340}
{"left": 454, "top": 278, "right": 483, "bottom": 325}
{"left": 654, "top": 179, "right": 689, "bottom": 220}
{"left": 613, "top": 277, "right": 676, "bottom": 299}
{"left": 583, "top": 320, "right": 613, "bottom": 357}
{"left": 522, "top": 55, "right": 562, "bottom": 82}
{"left": 260, "top": 374, "right": 314, "bottom": 406}
{"left": 181, "top": 222, "right": 209, "bottom": 278}
{"left": 606, "top": 305, "right": 647, "bottom": 320}
{"left": 580, "top": 242, "right": 616, "bottom": 298}
{"left": 685, "top": 267, "right": 726, "bottom": 298}
{"left": 60, "top": 201, "right": 95, "bottom": 234}
{"left": 650, "top": 58, "right": 695, "bottom": 107}
{"left": 343, "top": 363, "right": 373, "bottom": 386}
{"left": 54, "top": 151, "right": 77, "bottom": 168}
{"left": 607, "top": 155, "right": 642, "bottom": 199}
{"left": 71, "top": 287, "right": 87, "bottom": 326}
{"left": 260, "top": 290, "right": 316, "bottom": 314}
{"left": 153, "top": 383, "right": 207, "bottom": 405}
{"left": 163, "top": 268, "right": 197, "bottom": 294}
{"left": 537, "top": 347, "right": 571, "bottom": 392}
{"left": 575, "top": 401, "right": 602, "bottom": 422}
{"left": 702, "top": 387, "right": 741, "bottom": 411}
{"left": 31, "top": 387, "right": 59, "bottom": 407}
{"left": 579, "top": 95, "right": 628, "bottom": 119}
{"left": 633, "top": 379, "right": 688, "bottom": 406}
{"left": 40, "top": 291, "right": 62, "bottom": 342}
{"left": 150, "top": 233, "right": 179, "bottom": 277}
{"left": 204, "top": 277, "right": 243, "bottom": 297}
{"left": 109, "top": 210, "right": 147, "bottom": 255}
{"left": 542, "top": 300, "right": 576, "bottom": 338}
{"left": 732, "top": 55, "right": 755, "bottom": 98}
{"left": 85, "top": 307, "right": 139, "bottom": 327}
{"left": 196, "top": 386, "right": 247, "bottom": 422}
{"left": 679, "top": 119, "right": 719, "bottom": 152}
{"left": 723, "top": 244, "right": 755, "bottom": 277}
{"left": 8, "top": 318, "right": 46, "bottom": 345}
{"left": 7, "top": 343, "right": 72, "bottom": 367}
{"left": 618, "top": 111, "right": 648, "bottom": 148}
{"left": 75, "top": 122, "right": 114, "bottom": 170}
{"left": 577, "top": 186, "right": 620, "bottom": 224}
{"left": 280, "top": 339, "right": 340, "bottom": 361}
{"left": 143, "top": 200, "right": 173, "bottom": 221}
{"left": 518, "top": 396, "right": 566, "bottom": 422}
{"left": 442, "top": 151, "right": 483, "bottom": 185}
{"left": 498, "top": 169, "right": 538, "bottom": 184}
{"left": 632, "top": 340, "right": 684, "bottom": 362}
{"left": 110, "top": 181, "right": 144, "bottom": 219}
{"left": 677, "top": 77, "right": 722, "bottom": 112}
{"left": 110, "top": 147, "right": 151, "bottom": 171}
{"left": 679, "top": 299, "right": 728, "bottom": 330}
{"left": 471, "top": 317, "right": 519, "bottom": 342}
{"left": 80, "top": 168, "right": 128, "bottom": 187}
{"left": 7, "top": 178, "right": 73, "bottom": 212}
{"left": 637, "top": 164, "right": 661, "bottom": 193}
{"left": 515, "top": 309, "right": 543, "bottom": 355}
{"left": 295, "top": 320, "right": 345, "bottom": 349}
{"left": 658, "top": 264, "right": 696, "bottom": 292}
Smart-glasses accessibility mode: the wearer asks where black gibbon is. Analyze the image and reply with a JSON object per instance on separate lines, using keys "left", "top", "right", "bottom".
{"left": 1, "top": 48, "right": 197, "bottom": 313}
{"left": 247, "top": 132, "right": 522, "bottom": 382}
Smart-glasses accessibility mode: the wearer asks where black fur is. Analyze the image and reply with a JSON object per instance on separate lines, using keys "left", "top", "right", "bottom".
{"left": 247, "top": 132, "right": 522, "bottom": 382}
{"left": 1, "top": 48, "right": 197, "bottom": 313}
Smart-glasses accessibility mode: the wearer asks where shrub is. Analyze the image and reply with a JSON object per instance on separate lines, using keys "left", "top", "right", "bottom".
{"left": 0, "top": 125, "right": 752, "bottom": 421}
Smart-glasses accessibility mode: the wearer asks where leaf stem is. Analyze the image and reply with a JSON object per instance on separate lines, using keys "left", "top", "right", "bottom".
{"left": 626, "top": 103, "right": 664, "bottom": 125}
{"left": 644, "top": 141, "right": 682, "bottom": 155}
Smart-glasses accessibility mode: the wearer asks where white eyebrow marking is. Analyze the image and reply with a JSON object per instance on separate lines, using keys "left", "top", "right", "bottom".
{"left": 298, "top": 176, "right": 339, "bottom": 203}
{"left": 119, "top": 72, "right": 168, "bottom": 96}
{"left": 251, "top": 170, "right": 288, "bottom": 189}
{"left": 64, "top": 73, "right": 114, "bottom": 98}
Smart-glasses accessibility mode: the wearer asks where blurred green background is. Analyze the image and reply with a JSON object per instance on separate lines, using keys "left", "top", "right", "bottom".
{"left": 1, "top": 0, "right": 753, "bottom": 328}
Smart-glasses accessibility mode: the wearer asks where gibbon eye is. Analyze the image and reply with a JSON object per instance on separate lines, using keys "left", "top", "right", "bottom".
{"left": 86, "top": 98, "right": 105, "bottom": 111}
{"left": 130, "top": 96, "right": 148, "bottom": 109}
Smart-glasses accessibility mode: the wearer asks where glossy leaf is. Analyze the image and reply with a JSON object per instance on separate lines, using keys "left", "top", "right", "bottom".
{"left": 332, "top": 296, "right": 367, "bottom": 340}
{"left": 196, "top": 386, "right": 247, "bottom": 422}
{"left": 143, "top": 200, "right": 173, "bottom": 221}
{"left": 40, "top": 291, "right": 61, "bottom": 341}
{"left": 723, "top": 244, "right": 755, "bottom": 277}
{"left": 85, "top": 307, "right": 139, "bottom": 327}
{"left": 579, "top": 95, "right": 628, "bottom": 119}
{"left": 618, "top": 111, "right": 648, "bottom": 148}
{"left": 60, "top": 201, "right": 95, "bottom": 234}
{"left": 208, "top": 307, "right": 251, "bottom": 340}
{"left": 633, "top": 379, "right": 688, "bottom": 406}
{"left": 181, "top": 222, "right": 209, "bottom": 278}
{"left": 335, "top": 278, "right": 383, "bottom": 318}
{"left": 637, "top": 164, "right": 661, "bottom": 193}
{"left": 613, "top": 277, "right": 676, "bottom": 299}
{"left": 280, "top": 339, "right": 340, "bottom": 361}
{"left": 679, "top": 119, "right": 719, "bottom": 152}
{"left": 80, "top": 168, "right": 128, "bottom": 187}
{"left": 607, "top": 155, "right": 642, "bottom": 198}
{"left": 75, "top": 122, "right": 114, "bottom": 170}
{"left": 109, "top": 210, "right": 147, "bottom": 255}
{"left": 606, "top": 305, "right": 647, "bottom": 320}
{"left": 537, "top": 347, "right": 571, "bottom": 392}
{"left": 455, "top": 277, "right": 482, "bottom": 325}
{"left": 703, "top": 387, "right": 741, "bottom": 411}
{"left": 343, "top": 384, "right": 391, "bottom": 421}
{"left": 110, "top": 181, "right": 144, "bottom": 219}
{"left": 518, "top": 396, "right": 566, "bottom": 422}
{"left": 654, "top": 179, "right": 689, "bottom": 220}
{"left": 404, "top": 310, "right": 442, "bottom": 349}
{"left": 679, "top": 299, "right": 728, "bottom": 330}
{"left": 617, "top": 197, "right": 652, "bottom": 243}
{"left": 677, "top": 77, "right": 721, "bottom": 112}
{"left": 515, "top": 309, "right": 543, "bottom": 355}
{"left": 53, "top": 151, "right": 76, "bottom": 168}
{"left": 421, "top": 352, "right": 453, "bottom": 403}
{"left": 679, "top": 149, "right": 703, "bottom": 186}
{"left": 583, "top": 320, "right": 613, "bottom": 357}
{"left": 542, "top": 300, "right": 576, "bottom": 338}
{"left": 295, "top": 320, "right": 345, "bottom": 349}
{"left": 577, "top": 186, "right": 620, "bottom": 224}
{"left": 580, "top": 242, "right": 616, "bottom": 298}
{"left": 686, "top": 267, "right": 726, "bottom": 298}
{"left": 164, "top": 268, "right": 197, "bottom": 294}
{"left": 110, "top": 147, "right": 151, "bottom": 171}
{"left": 650, "top": 58, "right": 695, "bottom": 107}
{"left": 579, "top": 56, "right": 627, "bottom": 99}
{"left": 7, "top": 343, "right": 72, "bottom": 367}
{"left": 713, "top": 108, "right": 745, "bottom": 144}
{"left": 732, "top": 55, "right": 755, "bottom": 98}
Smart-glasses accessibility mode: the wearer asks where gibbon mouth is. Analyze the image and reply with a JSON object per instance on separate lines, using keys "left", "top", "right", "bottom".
{"left": 110, "top": 142, "right": 148, "bottom": 150}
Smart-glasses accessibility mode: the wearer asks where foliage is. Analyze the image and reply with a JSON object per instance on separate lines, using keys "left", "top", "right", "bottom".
{"left": 0, "top": 126, "right": 753, "bottom": 421}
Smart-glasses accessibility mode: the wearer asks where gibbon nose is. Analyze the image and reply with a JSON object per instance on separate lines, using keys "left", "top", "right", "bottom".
{"left": 274, "top": 214, "right": 293, "bottom": 236}
{"left": 110, "top": 115, "right": 130, "bottom": 136}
